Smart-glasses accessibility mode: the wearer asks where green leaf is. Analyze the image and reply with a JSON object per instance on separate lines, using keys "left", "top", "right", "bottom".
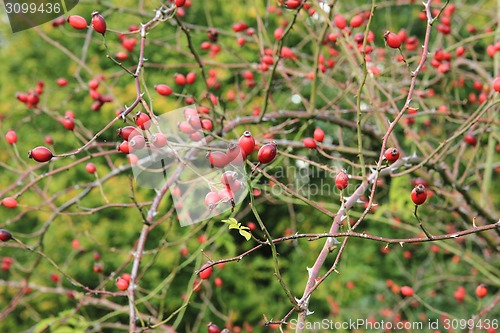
{"left": 239, "top": 229, "right": 252, "bottom": 241}
{"left": 228, "top": 224, "right": 240, "bottom": 230}
{"left": 221, "top": 218, "right": 238, "bottom": 225}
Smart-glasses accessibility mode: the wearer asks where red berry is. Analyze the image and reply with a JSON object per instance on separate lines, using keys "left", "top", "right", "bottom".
{"left": 411, "top": 184, "right": 427, "bottom": 205}
{"left": 493, "top": 76, "right": 500, "bottom": 92}
{"left": 121, "top": 273, "right": 131, "bottom": 283}
{"left": 220, "top": 170, "right": 237, "bottom": 186}
{"left": 86, "top": 163, "right": 97, "bottom": 174}
{"left": 333, "top": 14, "right": 347, "bottom": 29}
{"left": 475, "top": 284, "right": 488, "bottom": 298}
{"left": 174, "top": 73, "right": 187, "bottom": 86}
{"left": 350, "top": 14, "right": 363, "bottom": 28}
{"left": 155, "top": 84, "right": 173, "bottom": 96}
{"left": 178, "top": 121, "right": 196, "bottom": 135}
{"left": 0, "top": 229, "right": 12, "bottom": 242}
{"left": 302, "top": 137, "right": 317, "bottom": 149}
{"left": 186, "top": 71, "right": 197, "bottom": 84}
{"left": 313, "top": 128, "right": 325, "bottom": 142}
{"left": 207, "top": 323, "right": 221, "bottom": 333}
{"left": 67, "top": 15, "right": 88, "bottom": 30}
{"left": 258, "top": 142, "right": 278, "bottom": 164}
{"left": 199, "top": 263, "right": 213, "bottom": 280}
{"left": 238, "top": 131, "right": 256, "bottom": 156}
{"left": 116, "top": 277, "right": 129, "bottom": 291}
{"left": 2, "top": 197, "right": 18, "bottom": 208}
{"left": 335, "top": 169, "right": 349, "bottom": 190}
{"left": 62, "top": 117, "right": 75, "bottom": 131}
{"left": 5, "top": 130, "right": 17, "bottom": 144}
{"left": 214, "top": 277, "right": 223, "bottom": 287}
{"left": 384, "top": 147, "right": 400, "bottom": 162}
{"left": 464, "top": 133, "right": 477, "bottom": 146}
{"left": 401, "top": 286, "right": 414, "bottom": 297}
{"left": 56, "top": 78, "right": 68, "bottom": 86}
{"left": 88, "top": 79, "right": 99, "bottom": 90}
{"left": 201, "top": 119, "right": 213, "bottom": 131}
{"left": 208, "top": 151, "right": 229, "bottom": 168}
{"left": 150, "top": 133, "right": 168, "bottom": 148}
{"left": 175, "top": 0, "right": 186, "bottom": 6}
{"left": 118, "top": 141, "right": 131, "bottom": 154}
{"left": 205, "top": 191, "right": 221, "bottom": 209}
{"left": 28, "top": 146, "right": 53, "bottom": 162}
{"left": 129, "top": 135, "right": 146, "bottom": 152}
{"left": 118, "top": 126, "right": 139, "bottom": 141}
{"left": 226, "top": 143, "right": 245, "bottom": 164}
{"left": 135, "top": 112, "right": 151, "bottom": 130}
{"left": 384, "top": 31, "right": 401, "bottom": 49}
{"left": 91, "top": 11, "right": 107, "bottom": 35}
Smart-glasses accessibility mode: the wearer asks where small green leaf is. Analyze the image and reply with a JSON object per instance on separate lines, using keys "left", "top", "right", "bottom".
{"left": 228, "top": 224, "right": 239, "bottom": 230}
{"left": 239, "top": 226, "right": 250, "bottom": 231}
{"left": 221, "top": 218, "right": 238, "bottom": 225}
{"left": 239, "top": 229, "right": 252, "bottom": 241}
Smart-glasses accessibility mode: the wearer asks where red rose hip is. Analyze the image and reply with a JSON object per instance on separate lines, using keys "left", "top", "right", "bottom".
{"left": 384, "top": 148, "right": 400, "bottom": 162}
{"left": 238, "top": 131, "right": 256, "bottom": 156}
{"left": 335, "top": 169, "right": 349, "bottom": 190}
{"left": 384, "top": 31, "right": 401, "bottom": 49}
{"left": 411, "top": 184, "right": 427, "bottom": 205}
{"left": 28, "top": 146, "right": 53, "bottom": 162}
{"left": 91, "top": 11, "right": 107, "bottom": 35}
{"left": 258, "top": 142, "right": 278, "bottom": 164}
{"left": 67, "top": 15, "right": 88, "bottom": 30}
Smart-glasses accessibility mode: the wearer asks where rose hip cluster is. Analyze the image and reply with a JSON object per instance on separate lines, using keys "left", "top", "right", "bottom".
{"left": 15, "top": 81, "right": 43, "bottom": 109}
{"left": 204, "top": 130, "right": 278, "bottom": 211}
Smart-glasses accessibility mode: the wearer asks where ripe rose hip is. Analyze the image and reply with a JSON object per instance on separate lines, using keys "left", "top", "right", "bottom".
{"left": 207, "top": 323, "right": 221, "bottom": 333}
{"left": 67, "top": 15, "right": 88, "bottom": 30}
{"left": 150, "top": 133, "right": 168, "bottom": 148}
{"left": 302, "top": 137, "right": 317, "bottom": 149}
{"left": 2, "top": 197, "right": 18, "bottom": 208}
{"left": 384, "top": 147, "right": 400, "bottom": 162}
{"left": 86, "top": 163, "right": 97, "bottom": 174}
{"left": 411, "top": 184, "right": 427, "bottom": 205}
{"left": 333, "top": 14, "right": 347, "bottom": 29}
{"left": 118, "top": 126, "right": 139, "bottom": 141}
{"left": 493, "top": 76, "right": 500, "bottom": 92}
{"left": 175, "top": 0, "right": 186, "bottom": 6}
{"left": 91, "top": 11, "right": 107, "bottom": 35}
{"left": 464, "top": 133, "right": 477, "bottom": 146}
{"left": 313, "top": 128, "right": 325, "bottom": 142}
{"left": 226, "top": 143, "right": 245, "bottom": 164}
{"left": 155, "top": 84, "right": 172, "bottom": 96}
{"left": 400, "top": 286, "right": 414, "bottom": 297}
{"left": 28, "top": 146, "right": 53, "bottom": 162}
{"left": 5, "top": 130, "right": 17, "bottom": 144}
{"left": 475, "top": 284, "right": 488, "bottom": 298}
{"left": 56, "top": 78, "right": 68, "bottom": 86}
{"left": 0, "top": 229, "right": 13, "bottom": 242}
{"left": 135, "top": 112, "right": 151, "bottom": 130}
{"left": 62, "top": 117, "right": 75, "bottom": 131}
{"left": 384, "top": 31, "right": 401, "bottom": 49}
{"left": 335, "top": 169, "right": 349, "bottom": 190}
{"left": 174, "top": 73, "right": 187, "bottom": 86}
{"left": 238, "top": 131, "right": 256, "bottom": 156}
{"left": 201, "top": 119, "right": 213, "bottom": 131}
{"left": 118, "top": 141, "right": 131, "bottom": 154}
{"left": 199, "top": 263, "right": 213, "bottom": 280}
{"left": 116, "top": 277, "right": 129, "bottom": 291}
{"left": 208, "top": 151, "right": 229, "bottom": 168}
{"left": 186, "top": 71, "right": 197, "bottom": 84}
{"left": 205, "top": 191, "right": 221, "bottom": 209}
{"left": 258, "top": 142, "right": 278, "bottom": 164}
